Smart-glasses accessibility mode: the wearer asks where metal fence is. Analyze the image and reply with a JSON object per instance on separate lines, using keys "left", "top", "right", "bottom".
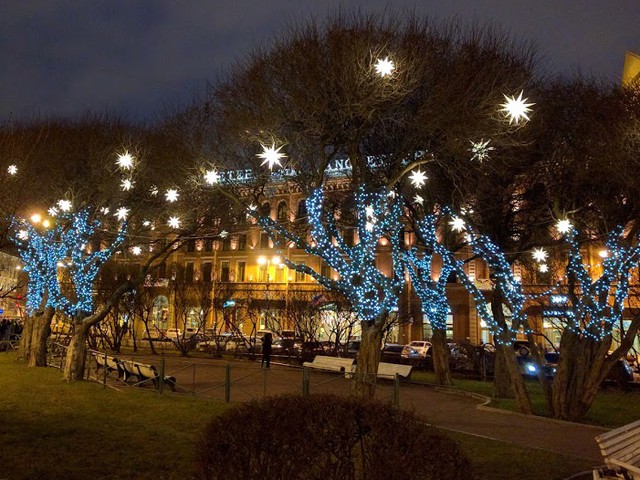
{"left": 46, "top": 341, "right": 403, "bottom": 406}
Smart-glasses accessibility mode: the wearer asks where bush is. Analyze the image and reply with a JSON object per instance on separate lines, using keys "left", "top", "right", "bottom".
{"left": 196, "top": 394, "right": 471, "bottom": 480}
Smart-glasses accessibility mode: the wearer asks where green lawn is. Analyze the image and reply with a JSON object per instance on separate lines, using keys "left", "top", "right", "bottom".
{"left": 412, "top": 370, "right": 640, "bottom": 428}
{"left": 0, "top": 353, "right": 594, "bottom": 480}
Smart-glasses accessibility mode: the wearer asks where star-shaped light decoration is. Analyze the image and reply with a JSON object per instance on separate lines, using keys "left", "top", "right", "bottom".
{"left": 149, "top": 185, "right": 159, "bottom": 196}
{"left": 556, "top": 219, "right": 573, "bottom": 235}
{"left": 374, "top": 57, "right": 395, "bottom": 77}
{"left": 247, "top": 203, "right": 257, "bottom": 218}
{"left": 469, "top": 139, "right": 495, "bottom": 162}
{"left": 365, "top": 205, "right": 375, "bottom": 218}
{"left": 413, "top": 194, "right": 424, "bottom": 205}
{"left": 7, "top": 165, "right": 17, "bottom": 175}
{"left": 116, "top": 151, "right": 134, "bottom": 170}
{"left": 131, "top": 246, "right": 142, "bottom": 256}
{"left": 532, "top": 248, "right": 548, "bottom": 263}
{"left": 257, "top": 143, "right": 286, "bottom": 170}
{"left": 204, "top": 169, "right": 221, "bottom": 185}
{"left": 121, "top": 178, "right": 134, "bottom": 191}
{"left": 142, "top": 220, "right": 151, "bottom": 227}
{"left": 500, "top": 91, "right": 534, "bottom": 124}
{"left": 449, "top": 217, "right": 466, "bottom": 232}
{"left": 539, "top": 264, "right": 549, "bottom": 273}
{"left": 48, "top": 207, "right": 59, "bottom": 217}
{"left": 387, "top": 190, "right": 397, "bottom": 198}
{"left": 168, "top": 216, "right": 181, "bottom": 229}
{"left": 365, "top": 221, "right": 374, "bottom": 232}
{"left": 165, "top": 189, "right": 179, "bottom": 203}
{"left": 17, "top": 229, "right": 28, "bottom": 240}
{"left": 220, "top": 230, "right": 229, "bottom": 238}
{"left": 114, "top": 207, "right": 129, "bottom": 221}
{"left": 100, "top": 207, "right": 110, "bottom": 215}
{"left": 409, "top": 169, "right": 428, "bottom": 188}
{"left": 57, "top": 199, "right": 72, "bottom": 212}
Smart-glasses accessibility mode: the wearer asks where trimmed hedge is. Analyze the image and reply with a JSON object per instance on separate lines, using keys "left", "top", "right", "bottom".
{"left": 196, "top": 394, "right": 471, "bottom": 480}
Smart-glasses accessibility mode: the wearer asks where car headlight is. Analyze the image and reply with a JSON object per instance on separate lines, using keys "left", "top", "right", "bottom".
{"left": 525, "top": 364, "right": 537, "bottom": 373}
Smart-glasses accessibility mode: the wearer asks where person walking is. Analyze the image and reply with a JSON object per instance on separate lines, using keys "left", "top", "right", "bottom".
{"left": 261, "top": 332, "right": 272, "bottom": 368}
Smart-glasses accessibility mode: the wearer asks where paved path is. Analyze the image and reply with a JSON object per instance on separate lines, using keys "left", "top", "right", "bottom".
{"left": 104, "top": 353, "right": 607, "bottom": 463}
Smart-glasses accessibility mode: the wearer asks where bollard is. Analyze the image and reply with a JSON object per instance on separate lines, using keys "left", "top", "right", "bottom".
{"left": 225, "top": 363, "right": 231, "bottom": 403}
{"left": 393, "top": 373, "right": 400, "bottom": 408}
{"left": 302, "top": 367, "right": 309, "bottom": 396}
{"left": 158, "top": 356, "right": 165, "bottom": 394}
{"left": 103, "top": 351, "right": 107, "bottom": 388}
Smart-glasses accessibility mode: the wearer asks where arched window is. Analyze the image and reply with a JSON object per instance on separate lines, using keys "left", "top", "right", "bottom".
{"left": 296, "top": 199, "right": 307, "bottom": 219}
{"left": 277, "top": 201, "right": 288, "bottom": 221}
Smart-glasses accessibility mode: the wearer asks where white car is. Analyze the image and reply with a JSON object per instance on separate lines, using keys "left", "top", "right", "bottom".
{"left": 401, "top": 341, "right": 432, "bottom": 359}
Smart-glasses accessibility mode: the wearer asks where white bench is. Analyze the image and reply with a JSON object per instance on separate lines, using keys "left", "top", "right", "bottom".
{"left": 377, "top": 362, "right": 412, "bottom": 380}
{"left": 303, "top": 355, "right": 355, "bottom": 373}
{"left": 595, "top": 419, "right": 640, "bottom": 478}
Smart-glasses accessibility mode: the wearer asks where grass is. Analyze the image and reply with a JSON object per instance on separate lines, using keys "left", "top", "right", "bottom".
{"left": 412, "top": 370, "right": 640, "bottom": 428}
{"left": 0, "top": 353, "right": 595, "bottom": 480}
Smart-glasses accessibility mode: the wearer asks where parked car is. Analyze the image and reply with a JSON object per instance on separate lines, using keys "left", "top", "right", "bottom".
{"left": 381, "top": 343, "right": 405, "bottom": 363}
{"left": 518, "top": 351, "right": 558, "bottom": 379}
{"left": 401, "top": 341, "right": 432, "bottom": 359}
{"left": 300, "top": 341, "right": 326, "bottom": 361}
{"left": 196, "top": 334, "right": 234, "bottom": 353}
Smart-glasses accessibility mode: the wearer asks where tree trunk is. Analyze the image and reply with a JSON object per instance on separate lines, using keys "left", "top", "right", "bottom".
{"left": 492, "top": 345, "right": 513, "bottom": 398}
{"left": 431, "top": 328, "right": 452, "bottom": 386}
{"left": 551, "top": 330, "right": 612, "bottom": 422}
{"left": 354, "top": 317, "right": 385, "bottom": 398}
{"left": 28, "top": 307, "right": 54, "bottom": 367}
{"left": 18, "top": 315, "right": 34, "bottom": 361}
{"left": 63, "top": 315, "right": 91, "bottom": 381}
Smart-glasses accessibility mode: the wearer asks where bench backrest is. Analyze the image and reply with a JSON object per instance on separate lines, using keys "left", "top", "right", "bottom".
{"left": 312, "top": 356, "right": 354, "bottom": 366}
{"left": 377, "top": 362, "right": 412, "bottom": 378}
{"left": 135, "top": 363, "right": 157, "bottom": 380}
{"left": 596, "top": 419, "right": 640, "bottom": 472}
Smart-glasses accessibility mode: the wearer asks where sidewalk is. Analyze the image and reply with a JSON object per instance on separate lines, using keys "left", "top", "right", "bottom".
{"left": 111, "top": 354, "right": 607, "bottom": 463}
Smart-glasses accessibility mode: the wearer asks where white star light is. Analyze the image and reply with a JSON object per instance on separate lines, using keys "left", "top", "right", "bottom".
{"left": 48, "top": 207, "right": 59, "bottom": 217}
{"left": 168, "top": 216, "right": 181, "bottom": 229}
{"left": 17, "top": 229, "right": 28, "bottom": 240}
{"left": 204, "top": 169, "right": 221, "bottom": 185}
{"left": 100, "top": 207, "right": 110, "bottom": 214}
{"left": 121, "top": 178, "right": 134, "bottom": 191}
{"left": 131, "top": 246, "right": 142, "bottom": 256}
{"left": 532, "top": 248, "right": 548, "bottom": 262}
{"left": 116, "top": 152, "right": 134, "bottom": 170}
{"left": 469, "top": 139, "right": 495, "bottom": 162}
{"left": 409, "top": 169, "right": 428, "bottom": 188}
{"left": 556, "top": 219, "right": 573, "bottom": 234}
{"left": 149, "top": 185, "right": 159, "bottom": 196}
{"left": 7, "top": 165, "right": 17, "bottom": 175}
{"left": 374, "top": 57, "right": 395, "bottom": 77}
{"left": 365, "top": 221, "right": 374, "bottom": 232}
{"left": 247, "top": 203, "right": 257, "bottom": 218}
{"left": 257, "top": 143, "right": 286, "bottom": 170}
{"left": 539, "top": 264, "right": 549, "bottom": 273}
{"left": 114, "top": 207, "right": 129, "bottom": 221}
{"left": 449, "top": 217, "right": 466, "bottom": 232}
{"left": 220, "top": 230, "right": 229, "bottom": 238}
{"left": 500, "top": 91, "right": 534, "bottom": 124}
{"left": 57, "top": 200, "right": 72, "bottom": 212}
{"left": 165, "top": 189, "right": 179, "bottom": 203}
{"left": 414, "top": 194, "right": 424, "bottom": 205}
{"left": 142, "top": 220, "right": 151, "bottom": 227}
{"left": 365, "top": 205, "right": 375, "bottom": 218}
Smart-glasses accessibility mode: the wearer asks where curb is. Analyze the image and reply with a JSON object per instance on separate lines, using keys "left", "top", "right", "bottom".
{"left": 434, "top": 385, "right": 609, "bottom": 431}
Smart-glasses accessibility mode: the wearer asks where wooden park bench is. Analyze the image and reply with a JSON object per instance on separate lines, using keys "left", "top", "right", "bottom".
{"left": 93, "top": 352, "right": 120, "bottom": 378}
{"left": 595, "top": 419, "right": 640, "bottom": 478}
{"left": 134, "top": 362, "right": 176, "bottom": 392}
{"left": 376, "top": 362, "right": 412, "bottom": 380}
{"left": 302, "top": 355, "right": 355, "bottom": 373}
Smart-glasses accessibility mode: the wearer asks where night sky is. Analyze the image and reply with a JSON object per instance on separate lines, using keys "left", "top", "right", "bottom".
{"left": 1, "top": 1, "right": 639, "bottom": 123}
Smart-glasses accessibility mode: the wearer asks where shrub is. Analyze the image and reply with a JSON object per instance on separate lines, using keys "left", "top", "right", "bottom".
{"left": 196, "top": 394, "right": 471, "bottom": 480}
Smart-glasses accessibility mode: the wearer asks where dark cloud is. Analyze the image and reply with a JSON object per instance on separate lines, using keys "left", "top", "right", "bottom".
{"left": 1, "top": 0, "right": 639, "bottom": 122}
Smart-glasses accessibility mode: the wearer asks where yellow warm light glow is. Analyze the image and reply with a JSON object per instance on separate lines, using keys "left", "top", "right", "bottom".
{"left": 30, "top": 213, "right": 42, "bottom": 224}
{"left": 257, "top": 256, "right": 267, "bottom": 265}
{"left": 272, "top": 256, "right": 281, "bottom": 265}
{"left": 42, "top": 219, "right": 50, "bottom": 228}
{"left": 599, "top": 249, "right": 609, "bottom": 258}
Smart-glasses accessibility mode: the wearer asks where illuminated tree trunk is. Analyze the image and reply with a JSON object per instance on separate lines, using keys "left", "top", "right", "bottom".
{"left": 490, "top": 291, "right": 532, "bottom": 414}
{"left": 18, "top": 315, "right": 34, "bottom": 361}
{"left": 431, "top": 328, "right": 452, "bottom": 386}
{"left": 551, "top": 331, "right": 612, "bottom": 422}
{"left": 354, "top": 317, "right": 385, "bottom": 398}
{"left": 63, "top": 313, "right": 91, "bottom": 381}
{"left": 28, "top": 306, "right": 54, "bottom": 367}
